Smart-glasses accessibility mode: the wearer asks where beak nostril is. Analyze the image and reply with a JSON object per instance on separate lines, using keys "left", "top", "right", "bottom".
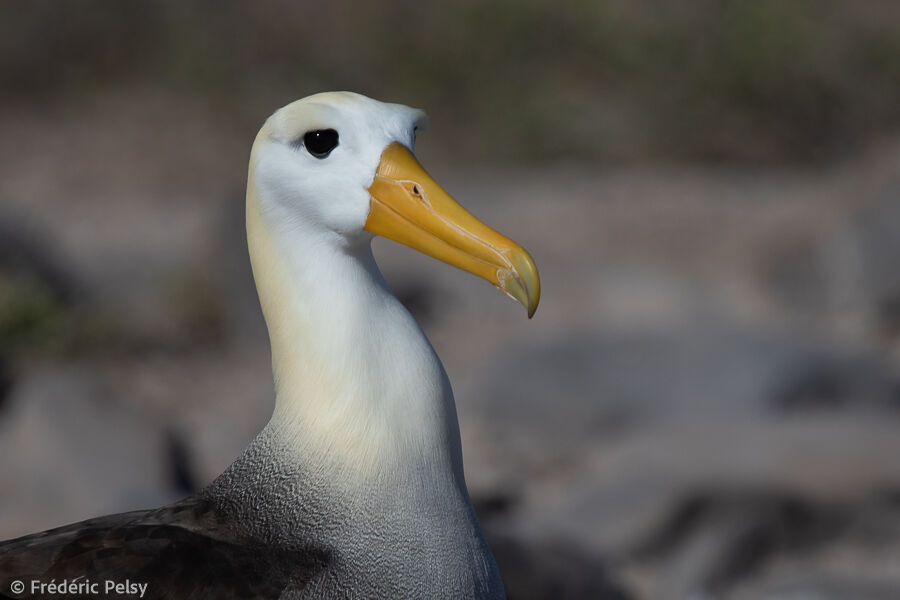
{"left": 401, "top": 181, "right": 424, "bottom": 198}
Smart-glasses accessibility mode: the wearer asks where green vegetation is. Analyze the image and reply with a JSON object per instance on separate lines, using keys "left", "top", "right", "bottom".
{"left": 1, "top": 0, "right": 899, "bottom": 163}
{"left": 0, "top": 272, "right": 71, "bottom": 356}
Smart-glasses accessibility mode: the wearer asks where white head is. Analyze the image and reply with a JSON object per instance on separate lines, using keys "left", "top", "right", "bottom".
{"left": 248, "top": 91, "right": 540, "bottom": 314}
{"left": 251, "top": 92, "right": 425, "bottom": 245}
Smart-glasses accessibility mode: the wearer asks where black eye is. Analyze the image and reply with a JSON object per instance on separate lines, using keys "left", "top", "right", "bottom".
{"left": 303, "top": 129, "right": 339, "bottom": 158}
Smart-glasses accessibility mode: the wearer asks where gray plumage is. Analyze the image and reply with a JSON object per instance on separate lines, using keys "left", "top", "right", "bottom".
{"left": 0, "top": 425, "right": 502, "bottom": 599}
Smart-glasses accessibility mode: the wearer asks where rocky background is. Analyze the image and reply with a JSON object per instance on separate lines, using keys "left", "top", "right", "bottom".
{"left": 2, "top": 2, "right": 900, "bottom": 598}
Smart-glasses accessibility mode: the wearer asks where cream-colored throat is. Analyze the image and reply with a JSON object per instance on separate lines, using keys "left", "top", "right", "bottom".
{"left": 245, "top": 184, "right": 465, "bottom": 483}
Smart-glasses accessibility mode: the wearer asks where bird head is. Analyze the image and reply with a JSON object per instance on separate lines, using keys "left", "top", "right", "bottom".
{"left": 250, "top": 91, "right": 540, "bottom": 317}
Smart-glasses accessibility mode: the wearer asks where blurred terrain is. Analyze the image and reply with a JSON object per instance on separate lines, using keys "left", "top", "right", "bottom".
{"left": 2, "top": 2, "right": 900, "bottom": 599}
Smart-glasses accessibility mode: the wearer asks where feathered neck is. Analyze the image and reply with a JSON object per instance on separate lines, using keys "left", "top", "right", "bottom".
{"left": 242, "top": 171, "right": 467, "bottom": 491}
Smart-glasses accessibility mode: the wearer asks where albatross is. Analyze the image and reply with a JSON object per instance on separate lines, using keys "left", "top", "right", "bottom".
{"left": 0, "top": 92, "right": 539, "bottom": 599}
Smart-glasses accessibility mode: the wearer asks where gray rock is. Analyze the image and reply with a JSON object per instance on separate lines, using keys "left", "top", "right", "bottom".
{"left": 0, "top": 366, "right": 179, "bottom": 539}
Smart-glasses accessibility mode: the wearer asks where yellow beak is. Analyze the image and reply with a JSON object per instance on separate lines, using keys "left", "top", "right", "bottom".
{"left": 365, "top": 143, "right": 540, "bottom": 317}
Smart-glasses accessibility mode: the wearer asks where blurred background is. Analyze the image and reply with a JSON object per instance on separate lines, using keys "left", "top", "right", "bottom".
{"left": 2, "top": 1, "right": 900, "bottom": 598}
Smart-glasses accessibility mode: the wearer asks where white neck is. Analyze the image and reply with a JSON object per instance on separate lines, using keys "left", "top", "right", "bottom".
{"left": 246, "top": 179, "right": 467, "bottom": 491}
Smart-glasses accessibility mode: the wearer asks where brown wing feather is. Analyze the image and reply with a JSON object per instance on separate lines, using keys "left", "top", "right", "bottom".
{"left": 0, "top": 499, "right": 330, "bottom": 599}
